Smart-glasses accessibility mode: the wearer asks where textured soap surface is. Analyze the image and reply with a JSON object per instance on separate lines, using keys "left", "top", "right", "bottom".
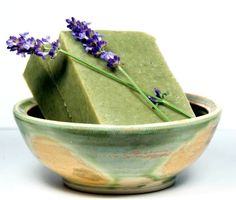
{"left": 24, "top": 31, "right": 194, "bottom": 124}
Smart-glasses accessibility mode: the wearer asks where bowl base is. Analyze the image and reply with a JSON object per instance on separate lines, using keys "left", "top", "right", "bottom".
{"left": 63, "top": 176, "right": 176, "bottom": 194}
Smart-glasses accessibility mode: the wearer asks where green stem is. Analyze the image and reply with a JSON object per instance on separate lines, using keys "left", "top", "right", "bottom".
{"left": 59, "top": 49, "right": 191, "bottom": 119}
{"left": 161, "top": 99, "right": 192, "bottom": 118}
{"left": 117, "top": 66, "right": 170, "bottom": 122}
{"left": 59, "top": 49, "right": 132, "bottom": 86}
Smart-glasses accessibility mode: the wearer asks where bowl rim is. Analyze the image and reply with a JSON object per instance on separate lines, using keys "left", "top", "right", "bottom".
{"left": 13, "top": 93, "right": 222, "bottom": 132}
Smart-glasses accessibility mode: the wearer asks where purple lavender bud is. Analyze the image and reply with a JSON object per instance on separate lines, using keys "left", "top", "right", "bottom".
{"left": 100, "top": 51, "right": 120, "bottom": 69}
{"left": 66, "top": 17, "right": 77, "bottom": 29}
{"left": 83, "top": 35, "right": 107, "bottom": 56}
{"left": 48, "top": 40, "right": 60, "bottom": 58}
{"left": 6, "top": 36, "right": 17, "bottom": 48}
{"left": 154, "top": 88, "right": 161, "bottom": 98}
{"left": 148, "top": 96, "right": 158, "bottom": 104}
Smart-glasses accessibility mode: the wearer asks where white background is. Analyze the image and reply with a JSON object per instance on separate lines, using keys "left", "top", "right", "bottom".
{"left": 0, "top": 0, "right": 236, "bottom": 129}
{"left": 0, "top": 0, "right": 236, "bottom": 199}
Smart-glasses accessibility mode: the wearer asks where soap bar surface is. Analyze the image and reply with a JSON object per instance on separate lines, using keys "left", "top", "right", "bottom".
{"left": 24, "top": 31, "right": 194, "bottom": 124}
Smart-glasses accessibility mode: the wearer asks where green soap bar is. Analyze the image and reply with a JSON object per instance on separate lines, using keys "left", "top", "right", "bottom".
{"left": 24, "top": 31, "right": 195, "bottom": 124}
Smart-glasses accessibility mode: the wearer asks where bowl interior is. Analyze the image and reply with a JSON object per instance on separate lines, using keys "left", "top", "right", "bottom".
{"left": 27, "top": 101, "right": 209, "bottom": 119}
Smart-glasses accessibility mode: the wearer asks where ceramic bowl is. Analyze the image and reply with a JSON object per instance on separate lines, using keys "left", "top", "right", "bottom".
{"left": 13, "top": 93, "right": 221, "bottom": 194}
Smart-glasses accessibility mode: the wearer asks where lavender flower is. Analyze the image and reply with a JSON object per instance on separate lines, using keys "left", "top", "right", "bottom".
{"left": 66, "top": 17, "right": 91, "bottom": 41}
{"left": 34, "top": 37, "right": 59, "bottom": 59}
{"left": 6, "top": 33, "right": 59, "bottom": 59}
{"left": 100, "top": 51, "right": 120, "bottom": 69}
{"left": 148, "top": 96, "right": 159, "bottom": 104}
{"left": 48, "top": 40, "right": 60, "bottom": 58}
{"left": 66, "top": 17, "right": 120, "bottom": 69}
{"left": 83, "top": 33, "right": 107, "bottom": 56}
{"left": 148, "top": 88, "right": 165, "bottom": 104}
{"left": 154, "top": 88, "right": 161, "bottom": 98}
{"left": 6, "top": 32, "right": 35, "bottom": 57}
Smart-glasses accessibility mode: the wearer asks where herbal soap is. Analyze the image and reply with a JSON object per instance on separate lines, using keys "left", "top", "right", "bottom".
{"left": 24, "top": 31, "right": 195, "bottom": 124}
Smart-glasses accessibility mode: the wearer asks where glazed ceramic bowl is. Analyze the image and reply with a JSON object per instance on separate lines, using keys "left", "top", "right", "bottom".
{"left": 14, "top": 93, "right": 221, "bottom": 194}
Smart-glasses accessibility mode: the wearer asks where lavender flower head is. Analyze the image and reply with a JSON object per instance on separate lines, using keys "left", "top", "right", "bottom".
{"left": 66, "top": 17, "right": 120, "bottom": 69}
{"left": 148, "top": 88, "right": 165, "bottom": 104}
{"left": 154, "top": 88, "right": 161, "bottom": 98}
{"left": 6, "top": 33, "right": 59, "bottom": 59}
{"left": 66, "top": 17, "right": 93, "bottom": 42}
{"left": 100, "top": 51, "right": 120, "bottom": 68}
{"left": 6, "top": 32, "right": 35, "bottom": 57}
{"left": 34, "top": 37, "right": 60, "bottom": 59}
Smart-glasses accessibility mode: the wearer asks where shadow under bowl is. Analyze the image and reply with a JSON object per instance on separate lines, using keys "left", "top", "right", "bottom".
{"left": 13, "top": 93, "right": 221, "bottom": 194}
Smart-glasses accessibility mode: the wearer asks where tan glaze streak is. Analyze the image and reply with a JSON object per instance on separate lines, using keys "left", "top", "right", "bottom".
{"left": 118, "top": 177, "right": 161, "bottom": 188}
{"left": 31, "top": 136, "right": 111, "bottom": 186}
{"left": 119, "top": 177, "right": 150, "bottom": 187}
{"left": 157, "top": 125, "right": 216, "bottom": 177}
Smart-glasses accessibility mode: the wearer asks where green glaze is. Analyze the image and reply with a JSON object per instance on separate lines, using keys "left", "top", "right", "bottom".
{"left": 14, "top": 93, "right": 221, "bottom": 194}
{"left": 24, "top": 31, "right": 194, "bottom": 124}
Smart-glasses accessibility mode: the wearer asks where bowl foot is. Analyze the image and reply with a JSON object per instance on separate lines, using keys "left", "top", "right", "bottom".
{"left": 63, "top": 176, "right": 176, "bottom": 194}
